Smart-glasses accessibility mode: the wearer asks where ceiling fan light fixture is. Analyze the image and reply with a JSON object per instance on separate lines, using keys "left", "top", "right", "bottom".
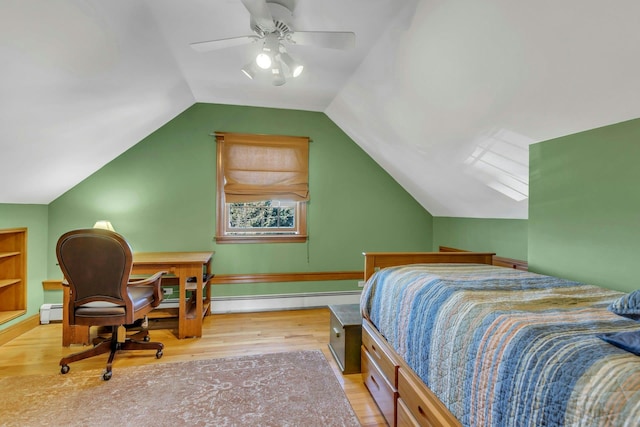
{"left": 190, "top": 0, "right": 356, "bottom": 86}
{"left": 241, "top": 61, "right": 259, "bottom": 79}
{"left": 255, "top": 52, "right": 272, "bottom": 69}
{"left": 280, "top": 51, "right": 303, "bottom": 78}
{"left": 256, "top": 32, "right": 280, "bottom": 69}
{"left": 271, "top": 63, "right": 286, "bottom": 86}
{"left": 292, "top": 64, "right": 303, "bottom": 78}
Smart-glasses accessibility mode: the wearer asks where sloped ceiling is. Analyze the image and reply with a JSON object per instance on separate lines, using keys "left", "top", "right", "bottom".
{"left": 2, "top": 0, "right": 639, "bottom": 219}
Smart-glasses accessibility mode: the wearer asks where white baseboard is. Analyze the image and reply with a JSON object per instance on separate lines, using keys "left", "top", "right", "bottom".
{"left": 209, "top": 290, "right": 362, "bottom": 314}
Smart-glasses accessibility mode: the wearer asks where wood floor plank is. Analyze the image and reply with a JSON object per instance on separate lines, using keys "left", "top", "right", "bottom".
{"left": 0, "top": 307, "right": 386, "bottom": 426}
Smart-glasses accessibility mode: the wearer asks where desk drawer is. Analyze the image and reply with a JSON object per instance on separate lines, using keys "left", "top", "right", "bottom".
{"left": 362, "top": 346, "right": 397, "bottom": 426}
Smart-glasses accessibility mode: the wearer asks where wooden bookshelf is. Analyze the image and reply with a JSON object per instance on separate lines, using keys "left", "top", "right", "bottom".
{"left": 0, "top": 228, "right": 27, "bottom": 324}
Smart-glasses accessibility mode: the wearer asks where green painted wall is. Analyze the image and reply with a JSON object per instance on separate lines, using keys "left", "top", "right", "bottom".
{"left": 433, "top": 217, "right": 528, "bottom": 261}
{"left": 7, "top": 102, "right": 633, "bottom": 331}
{"left": 5, "top": 103, "right": 635, "bottom": 332}
{"left": 529, "top": 118, "right": 640, "bottom": 292}
{"left": 0, "top": 203, "right": 48, "bottom": 331}
{"left": 48, "top": 103, "right": 433, "bottom": 297}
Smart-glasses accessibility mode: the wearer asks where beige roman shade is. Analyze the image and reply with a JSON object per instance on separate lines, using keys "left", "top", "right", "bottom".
{"left": 215, "top": 132, "right": 310, "bottom": 203}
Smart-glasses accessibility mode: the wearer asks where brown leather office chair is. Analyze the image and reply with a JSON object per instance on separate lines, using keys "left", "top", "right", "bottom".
{"left": 57, "top": 228, "right": 166, "bottom": 380}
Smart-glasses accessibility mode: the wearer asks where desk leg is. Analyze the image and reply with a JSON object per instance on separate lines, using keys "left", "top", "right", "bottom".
{"left": 62, "top": 286, "right": 90, "bottom": 347}
{"left": 178, "top": 266, "right": 204, "bottom": 339}
{"left": 204, "top": 259, "right": 212, "bottom": 317}
{"left": 178, "top": 268, "right": 186, "bottom": 339}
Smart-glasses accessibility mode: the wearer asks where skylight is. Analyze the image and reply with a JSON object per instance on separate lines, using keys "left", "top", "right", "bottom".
{"left": 464, "top": 129, "right": 531, "bottom": 202}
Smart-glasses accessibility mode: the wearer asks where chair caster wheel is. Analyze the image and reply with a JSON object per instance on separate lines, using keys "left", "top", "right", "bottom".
{"left": 156, "top": 349, "right": 163, "bottom": 359}
{"left": 143, "top": 335, "right": 150, "bottom": 342}
{"left": 61, "top": 365, "right": 70, "bottom": 374}
{"left": 102, "top": 370, "right": 112, "bottom": 381}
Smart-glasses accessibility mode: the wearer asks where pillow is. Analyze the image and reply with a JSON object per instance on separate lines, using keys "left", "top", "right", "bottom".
{"left": 608, "top": 289, "right": 640, "bottom": 320}
{"left": 599, "top": 330, "right": 640, "bottom": 356}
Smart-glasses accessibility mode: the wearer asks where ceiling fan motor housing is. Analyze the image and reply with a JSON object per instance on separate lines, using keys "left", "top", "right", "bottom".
{"left": 250, "top": 0, "right": 295, "bottom": 38}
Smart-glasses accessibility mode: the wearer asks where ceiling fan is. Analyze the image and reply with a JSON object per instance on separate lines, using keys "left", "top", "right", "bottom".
{"left": 190, "top": 0, "right": 356, "bottom": 86}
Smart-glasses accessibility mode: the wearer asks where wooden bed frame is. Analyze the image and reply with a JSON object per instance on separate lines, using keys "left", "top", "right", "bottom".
{"left": 361, "top": 251, "right": 495, "bottom": 427}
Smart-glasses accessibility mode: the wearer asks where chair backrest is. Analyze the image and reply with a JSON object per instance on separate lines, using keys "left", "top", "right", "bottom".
{"left": 56, "top": 229, "right": 134, "bottom": 309}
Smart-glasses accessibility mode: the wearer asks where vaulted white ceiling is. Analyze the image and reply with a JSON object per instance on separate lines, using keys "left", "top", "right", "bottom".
{"left": 2, "top": 0, "right": 639, "bottom": 219}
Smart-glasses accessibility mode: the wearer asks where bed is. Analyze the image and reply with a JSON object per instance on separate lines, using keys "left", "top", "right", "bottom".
{"left": 359, "top": 252, "right": 640, "bottom": 427}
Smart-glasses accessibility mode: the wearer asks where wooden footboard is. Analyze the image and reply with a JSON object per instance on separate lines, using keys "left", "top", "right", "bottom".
{"left": 361, "top": 251, "right": 494, "bottom": 426}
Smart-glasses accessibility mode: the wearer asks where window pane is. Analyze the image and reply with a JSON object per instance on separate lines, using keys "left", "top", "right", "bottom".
{"left": 227, "top": 200, "right": 296, "bottom": 233}
{"left": 279, "top": 206, "right": 294, "bottom": 227}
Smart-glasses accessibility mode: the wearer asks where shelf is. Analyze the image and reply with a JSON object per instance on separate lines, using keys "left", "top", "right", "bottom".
{"left": 185, "top": 298, "right": 211, "bottom": 321}
{"left": 0, "top": 228, "right": 27, "bottom": 324}
{"left": 0, "top": 252, "right": 20, "bottom": 260}
{"left": 0, "top": 310, "right": 26, "bottom": 324}
{"left": 185, "top": 274, "right": 214, "bottom": 290}
{"left": 0, "top": 279, "right": 20, "bottom": 289}
{"left": 147, "top": 307, "right": 179, "bottom": 319}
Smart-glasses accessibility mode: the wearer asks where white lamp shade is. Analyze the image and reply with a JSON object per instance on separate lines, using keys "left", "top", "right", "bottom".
{"left": 242, "top": 61, "right": 259, "bottom": 79}
{"left": 271, "top": 64, "right": 285, "bottom": 86}
{"left": 280, "top": 51, "right": 303, "bottom": 78}
{"left": 93, "top": 220, "right": 115, "bottom": 231}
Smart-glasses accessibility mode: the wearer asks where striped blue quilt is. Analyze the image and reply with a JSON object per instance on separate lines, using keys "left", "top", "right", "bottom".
{"left": 360, "top": 264, "right": 640, "bottom": 426}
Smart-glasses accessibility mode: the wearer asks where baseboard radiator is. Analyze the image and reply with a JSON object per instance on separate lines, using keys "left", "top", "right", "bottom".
{"left": 40, "top": 303, "right": 64, "bottom": 324}
{"left": 158, "top": 290, "right": 362, "bottom": 314}
{"left": 213, "top": 290, "right": 362, "bottom": 314}
{"left": 40, "top": 291, "right": 362, "bottom": 323}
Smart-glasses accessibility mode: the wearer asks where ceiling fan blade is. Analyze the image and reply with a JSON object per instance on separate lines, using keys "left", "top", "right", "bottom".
{"left": 287, "top": 31, "right": 356, "bottom": 50}
{"left": 241, "top": 0, "right": 276, "bottom": 33}
{"left": 190, "top": 35, "right": 259, "bottom": 52}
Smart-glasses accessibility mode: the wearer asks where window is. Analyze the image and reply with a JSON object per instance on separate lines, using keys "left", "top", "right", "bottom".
{"left": 214, "top": 132, "right": 309, "bottom": 243}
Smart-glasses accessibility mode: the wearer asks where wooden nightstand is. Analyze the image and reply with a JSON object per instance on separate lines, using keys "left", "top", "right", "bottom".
{"left": 328, "top": 304, "right": 362, "bottom": 374}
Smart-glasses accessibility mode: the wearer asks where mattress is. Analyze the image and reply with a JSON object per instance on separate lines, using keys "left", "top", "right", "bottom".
{"left": 360, "top": 263, "right": 640, "bottom": 426}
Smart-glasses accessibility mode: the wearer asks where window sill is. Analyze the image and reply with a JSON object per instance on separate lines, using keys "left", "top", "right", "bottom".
{"left": 215, "top": 235, "right": 308, "bottom": 244}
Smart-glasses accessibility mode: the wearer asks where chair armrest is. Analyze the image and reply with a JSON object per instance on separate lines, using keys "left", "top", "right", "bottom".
{"left": 128, "top": 271, "right": 166, "bottom": 308}
{"left": 127, "top": 271, "right": 166, "bottom": 286}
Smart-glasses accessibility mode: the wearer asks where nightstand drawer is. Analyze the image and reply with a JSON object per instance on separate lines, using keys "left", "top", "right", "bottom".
{"left": 328, "top": 304, "right": 362, "bottom": 374}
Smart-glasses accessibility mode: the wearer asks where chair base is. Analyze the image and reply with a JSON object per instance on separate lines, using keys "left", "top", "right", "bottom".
{"left": 60, "top": 326, "right": 163, "bottom": 380}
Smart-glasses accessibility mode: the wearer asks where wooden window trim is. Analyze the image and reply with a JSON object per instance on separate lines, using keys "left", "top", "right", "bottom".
{"left": 214, "top": 201, "right": 307, "bottom": 244}
{"left": 215, "top": 132, "right": 308, "bottom": 244}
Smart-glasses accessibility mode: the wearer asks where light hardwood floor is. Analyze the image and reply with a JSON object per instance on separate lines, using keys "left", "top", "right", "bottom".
{"left": 0, "top": 307, "right": 386, "bottom": 427}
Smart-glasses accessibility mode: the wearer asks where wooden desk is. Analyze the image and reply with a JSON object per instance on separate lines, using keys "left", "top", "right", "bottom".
{"left": 63, "top": 251, "right": 214, "bottom": 345}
